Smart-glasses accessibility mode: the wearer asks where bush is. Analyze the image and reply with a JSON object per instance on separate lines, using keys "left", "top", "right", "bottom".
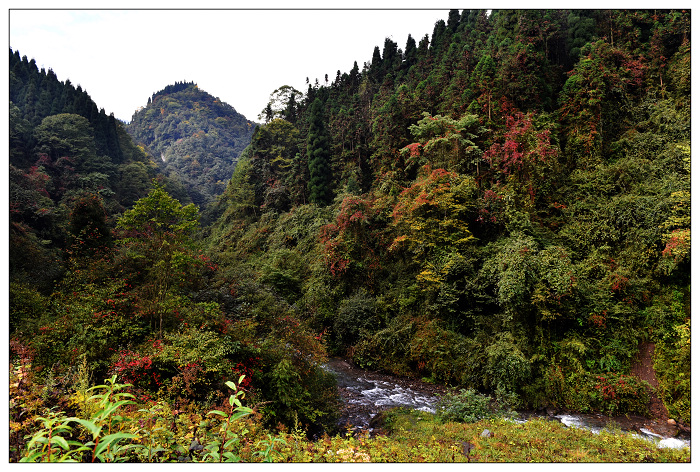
{"left": 436, "top": 389, "right": 493, "bottom": 423}
{"left": 544, "top": 365, "right": 650, "bottom": 416}
{"left": 9, "top": 282, "right": 48, "bottom": 334}
{"left": 589, "top": 373, "right": 650, "bottom": 416}
{"left": 407, "top": 318, "right": 474, "bottom": 384}
{"left": 259, "top": 357, "right": 340, "bottom": 436}
{"left": 654, "top": 319, "right": 690, "bottom": 424}
{"left": 483, "top": 333, "right": 531, "bottom": 406}
{"left": 333, "top": 289, "right": 378, "bottom": 346}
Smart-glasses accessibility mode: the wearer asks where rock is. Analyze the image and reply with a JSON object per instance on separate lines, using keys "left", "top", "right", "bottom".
{"left": 546, "top": 407, "right": 558, "bottom": 417}
{"left": 667, "top": 418, "right": 677, "bottom": 426}
{"left": 677, "top": 421, "right": 691, "bottom": 435}
{"left": 189, "top": 439, "right": 203, "bottom": 452}
{"left": 462, "top": 441, "right": 475, "bottom": 462}
{"left": 461, "top": 441, "right": 474, "bottom": 456}
{"left": 481, "top": 429, "right": 494, "bottom": 438}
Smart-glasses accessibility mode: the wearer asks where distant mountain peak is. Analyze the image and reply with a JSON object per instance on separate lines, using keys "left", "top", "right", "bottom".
{"left": 127, "top": 84, "right": 256, "bottom": 206}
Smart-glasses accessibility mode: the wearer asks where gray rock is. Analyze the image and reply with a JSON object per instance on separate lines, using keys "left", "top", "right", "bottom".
{"left": 481, "top": 429, "right": 494, "bottom": 438}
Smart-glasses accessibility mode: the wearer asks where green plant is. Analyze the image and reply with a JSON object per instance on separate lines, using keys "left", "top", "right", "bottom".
{"left": 197, "top": 376, "right": 254, "bottom": 462}
{"left": 131, "top": 403, "right": 174, "bottom": 462}
{"left": 20, "top": 375, "right": 137, "bottom": 462}
{"left": 20, "top": 410, "right": 89, "bottom": 462}
{"left": 253, "top": 433, "right": 287, "bottom": 462}
{"left": 436, "top": 389, "right": 494, "bottom": 423}
{"left": 70, "top": 375, "right": 139, "bottom": 462}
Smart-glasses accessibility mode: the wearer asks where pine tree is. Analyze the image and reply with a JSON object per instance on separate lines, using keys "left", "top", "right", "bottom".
{"left": 404, "top": 34, "right": 418, "bottom": 70}
{"left": 306, "top": 98, "right": 331, "bottom": 205}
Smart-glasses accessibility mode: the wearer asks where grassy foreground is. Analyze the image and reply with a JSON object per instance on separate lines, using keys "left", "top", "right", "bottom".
{"left": 263, "top": 409, "right": 689, "bottom": 463}
{"left": 12, "top": 374, "right": 689, "bottom": 463}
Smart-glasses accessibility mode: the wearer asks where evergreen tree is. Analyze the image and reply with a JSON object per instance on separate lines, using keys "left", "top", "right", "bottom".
{"left": 306, "top": 98, "right": 331, "bottom": 205}
{"left": 404, "top": 34, "right": 418, "bottom": 70}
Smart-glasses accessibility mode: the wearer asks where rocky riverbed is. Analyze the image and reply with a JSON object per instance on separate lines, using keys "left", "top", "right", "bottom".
{"left": 323, "top": 357, "right": 690, "bottom": 449}
{"left": 324, "top": 358, "right": 448, "bottom": 433}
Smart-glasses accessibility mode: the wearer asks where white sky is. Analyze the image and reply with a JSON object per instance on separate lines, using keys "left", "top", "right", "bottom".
{"left": 9, "top": 4, "right": 454, "bottom": 123}
{"left": 7, "top": 0, "right": 670, "bottom": 123}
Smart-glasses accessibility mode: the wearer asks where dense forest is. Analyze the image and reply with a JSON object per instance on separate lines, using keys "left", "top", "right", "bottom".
{"left": 9, "top": 9, "right": 691, "bottom": 463}
{"left": 127, "top": 82, "right": 256, "bottom": 207}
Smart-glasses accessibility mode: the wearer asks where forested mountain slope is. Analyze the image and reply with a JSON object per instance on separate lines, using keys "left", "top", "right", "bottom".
{"left": 127, "top": 82, "right": 257, "bottom": 206}
{"left": 206, "top": 9, "right": 690, "bottom": 424}
{"left": 9, "top": 49, "right": 157, "bottom": 291}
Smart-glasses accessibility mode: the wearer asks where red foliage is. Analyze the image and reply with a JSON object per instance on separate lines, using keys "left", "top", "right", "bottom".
{"left": 111, "top": 349, "right": 162, "bottom": 393}
{"left": 610, "top": 273, "right": 629, "bottom": 293}
{"left": 661, "top": 229, "right": 690, "bottom": 262}
{"left": 588, "top": 310, "right": 607, "bottom": 328}
{"left": 484, "top": 112, "right": 557, "bottom": 176}
{"left": 230, "top": 356, "right": 260, "bottom": 390}
{"left": 319, "top": 194, "right": 384, "bottom": 280}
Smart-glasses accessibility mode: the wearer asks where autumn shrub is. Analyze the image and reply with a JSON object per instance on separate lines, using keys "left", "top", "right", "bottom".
{"left": 15, "top": 375, "right": 264, "bottom": 463}
{"left": 110, "top": 347, "right": 164, "bottom": 401}
{"left": 9, "top": 340, "right": 46, "bottom": 462}
{"left": 150, "top": 328, "right": 244, "bottom": 404}
{"left": 544, "top": 365, "right": 649, "bottom": 416}
{"left": 589, "top": 373, "right": 650, "bottom": 416}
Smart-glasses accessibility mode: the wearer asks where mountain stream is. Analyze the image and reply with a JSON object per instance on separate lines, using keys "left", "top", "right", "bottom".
{"left": 323, "top": 358, "right": 689, "bottom": 449}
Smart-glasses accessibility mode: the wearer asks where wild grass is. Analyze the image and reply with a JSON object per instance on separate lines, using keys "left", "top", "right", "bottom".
{"left": 254, "top": 409, "right": 689, "bottom": 463}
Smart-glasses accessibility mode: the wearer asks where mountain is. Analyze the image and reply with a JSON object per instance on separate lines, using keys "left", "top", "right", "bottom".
{"left": 8, "top": 9, "right": 691, "bottom": 450}
{"left": 126, "top": 82, "right": 257, "bottom": 206}
{"left": 206, "top": 9, "right": 691, "bottom": 424}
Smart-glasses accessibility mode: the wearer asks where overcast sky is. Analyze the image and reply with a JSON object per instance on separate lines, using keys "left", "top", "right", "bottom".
{"left": 9, "top": 5, "right": 454, "bottom": 123}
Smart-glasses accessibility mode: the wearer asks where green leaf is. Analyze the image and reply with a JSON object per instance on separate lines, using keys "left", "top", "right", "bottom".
{"left": 222, "top": 451, "right": 240, "bottom": 462}
{"left": 96, "top": 399, "right": 133, "bottom": 420}
{"left": 71, "top": 418, "right": 102, "bottom": 438}
{"left": 49, "top": 435, "right": 71, "bottom": 451}
{"left": 94, "top": 432, "right": 137, "bottom": 457}
{"left": 20, "top": 451, "right": 47, "bottom": 462}
{"left": 223, "top": 437, "right": 240, "bottom": 449}
{"left": 229, "top": 409, "right": 253, "bottom": 421}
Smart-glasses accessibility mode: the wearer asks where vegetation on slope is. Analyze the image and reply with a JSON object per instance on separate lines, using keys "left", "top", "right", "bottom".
{"left": 127, "top": 82, "right": 257, "bottom": 207}
{"left": 8, "top": 9, "right": 691, "bottom": 462}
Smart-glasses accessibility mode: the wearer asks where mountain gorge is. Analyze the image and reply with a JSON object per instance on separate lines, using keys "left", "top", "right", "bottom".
{"left": 9, "top": 9, "right": 691, "bottom": 463}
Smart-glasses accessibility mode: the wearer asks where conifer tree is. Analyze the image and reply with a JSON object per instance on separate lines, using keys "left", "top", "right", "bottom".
{"left": 306, "top": 97, "right": 331, "bottom": 205}
{"left": 404, "top": 34, "right": 418, "bottom": 70}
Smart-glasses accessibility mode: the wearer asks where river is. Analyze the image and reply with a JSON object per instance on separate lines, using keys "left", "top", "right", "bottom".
{"left": 323, "top": 358, "right": 690, "bottom": 449}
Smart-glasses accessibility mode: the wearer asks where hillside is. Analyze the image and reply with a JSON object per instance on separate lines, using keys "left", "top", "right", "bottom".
{"left": 205, "top": 8, "right": 691, "bottom": 425}
{"left": 127, "top": 82, "right": 257, "bottom": 206}
{"left": 9, "top": 49, "right": 157, "bottom": 291}
{"left": 9, "top": 9, "right": 691, "bottom": 463}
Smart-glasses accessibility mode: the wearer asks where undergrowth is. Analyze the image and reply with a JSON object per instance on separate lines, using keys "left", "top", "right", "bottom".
{"left": 11, "top": 368, "right": 689, "bottom": 463}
